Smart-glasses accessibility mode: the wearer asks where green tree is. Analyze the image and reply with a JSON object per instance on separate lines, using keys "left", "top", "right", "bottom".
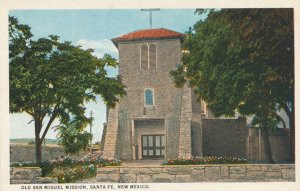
{"left": 56, "top": 118, "right": 92, "bottom": 154}
{"left": 220, "top": 9, "right": 294, "bottom": 162}
{"left": 9, "top": 16, "right": 126, "bottom": 163}
{"left": 171, "top": 9, "right": 294, "bottom": 163}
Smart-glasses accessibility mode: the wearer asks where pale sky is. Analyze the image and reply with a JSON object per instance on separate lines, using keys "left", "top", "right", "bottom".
{"left": 9, "top": 9, "right": 206, "bottom": 143}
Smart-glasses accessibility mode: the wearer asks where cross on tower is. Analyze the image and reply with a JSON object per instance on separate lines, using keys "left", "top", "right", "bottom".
{"left": 141, "top": 8, "right": 160, "bottom": 28}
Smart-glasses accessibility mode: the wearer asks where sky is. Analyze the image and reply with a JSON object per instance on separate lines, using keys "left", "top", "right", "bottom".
{"left": 9, "top": 9, "right": 206, "bottom": 143}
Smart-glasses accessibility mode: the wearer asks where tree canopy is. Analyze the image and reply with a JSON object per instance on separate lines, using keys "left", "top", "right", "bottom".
{"left": 171, "top": 9, "right": 294, "bottom": 163}
{"left": 9, "top": 16, "right": 126, "bottom": 162}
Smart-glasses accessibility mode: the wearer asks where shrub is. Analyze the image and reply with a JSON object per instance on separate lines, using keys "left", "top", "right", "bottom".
{"left": 56, "top": 164, "right": 97, "bottom": 183}
{"left": 40, "top": 160, "right": 54, "bottom": 176}
{"left": 164, "top": 156, "right": 247, "bottom": 165}
{"left": 11, "top": 161, "right": 37, "bottom": 167}
{"left": 95, "top": 158, "right": 121, "bottom": 167}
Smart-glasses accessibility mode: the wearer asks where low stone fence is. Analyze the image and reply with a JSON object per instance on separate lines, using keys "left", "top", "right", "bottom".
{"left": 10, "top": 143, "right": 90, "bottom": 162}
{"left": 10, "top": 167, "right": 58, "bottom": 184}
{"left": 97, "top": 164, "right": 295, "bottom": 183}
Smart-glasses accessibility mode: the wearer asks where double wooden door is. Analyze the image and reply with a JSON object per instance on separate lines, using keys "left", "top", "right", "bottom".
{"left": 142, "top": 134, "right": 165, "bottom": 159}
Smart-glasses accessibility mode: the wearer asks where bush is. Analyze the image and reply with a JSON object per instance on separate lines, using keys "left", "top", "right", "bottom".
{"left": 40, "top": 160, "right": 54, "bottom": 176}
{"left": 164, "top": 156, "right": 247, "bottom": 165}
{"left": 56, "top": 120, "right": 92, "bottom": 154}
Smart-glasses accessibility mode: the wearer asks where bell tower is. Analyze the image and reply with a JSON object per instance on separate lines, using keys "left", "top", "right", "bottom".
{"left": 102, "top": 28, "right": 203, "bottom": 160}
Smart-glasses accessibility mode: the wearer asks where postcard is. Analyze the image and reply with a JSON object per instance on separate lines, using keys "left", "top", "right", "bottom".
{"left": 0, "top": 0, "right": 299, "bottom": 191}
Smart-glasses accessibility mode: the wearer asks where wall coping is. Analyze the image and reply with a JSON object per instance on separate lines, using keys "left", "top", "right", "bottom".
{"left": 97, "top": 163, "right": 295, "bottom": 183}
{"left": 104, "top": 164, "right": 295, "bottom": 168}
{"left": 10, "top": 143, "right": 61, "bottom": 148}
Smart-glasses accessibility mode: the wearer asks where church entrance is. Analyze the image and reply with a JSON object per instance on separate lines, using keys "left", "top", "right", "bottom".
{"left": 141, "top": 135, "right": 165, "bottom": 159}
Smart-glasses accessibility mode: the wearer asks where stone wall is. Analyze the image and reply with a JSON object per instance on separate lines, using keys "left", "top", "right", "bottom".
{"left": 165, "top": 91, "right": 182, "bottom": 159}
{"left": 96, "top": 164, "right": 295, "bottom": 183}
{"left": 10, "top": 143, "right": 89, "bottom": 162}
{"left": 102, "top": 104, "right": 119, "bottom": 159}
{"left": 202, "top": 117, "right": 247, "bottom": 158}
{"left": 191, "top": 89, "right": 203, "bottom": 157}
{"left": 10, "top": 167, "right": 57, "bottom": 184}
{"left": 100, "top": 123, "right": 107, "bottom": 151}
{"left": 178, "top": 86, "right": 192, "bottom": 158}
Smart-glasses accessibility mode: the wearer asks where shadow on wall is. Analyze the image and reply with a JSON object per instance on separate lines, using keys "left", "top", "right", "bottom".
{"left": 247, "top": 128, "right": 291, "bottom": 163}
{"left": 201, "top": 117, "right": 291, "bottom": 163}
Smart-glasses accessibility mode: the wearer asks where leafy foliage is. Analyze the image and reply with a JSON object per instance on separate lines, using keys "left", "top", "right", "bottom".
{"left": 9, "top": 16, "right": 126, "bottom": 162}
{"left": 56, "top": 119, "right": 92, "bottom": 154}
{"left": 9, "top": 16, "right": 32, "bottom": 60}
{"left": 171, "top": 9, "right": 294, "bottom": 163}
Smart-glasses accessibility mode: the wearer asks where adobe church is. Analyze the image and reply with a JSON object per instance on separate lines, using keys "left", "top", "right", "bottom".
{"left": 100, "top": 28, "right": 291, "bottom": 162}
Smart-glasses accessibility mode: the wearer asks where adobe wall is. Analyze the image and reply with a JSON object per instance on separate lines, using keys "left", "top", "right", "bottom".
{"left": 10, "top": 143, "right": 89, "bottom": 162}
{"left": 191, "top": 121, "right": 202, "bottom": 156}
{"left": 201, "top": 118, "right": 291, "bottom": 162}
{"left": 202, "top": 117, "right": 247, "bottom": 158}
{"left": 247, "top": 128, "right": 291, "bottom": 162}
{"left": 96, "top": 164, "right": 295, "bottom": 183}
{"left": 115, "top": 38, "right": 183, "bottom": 160}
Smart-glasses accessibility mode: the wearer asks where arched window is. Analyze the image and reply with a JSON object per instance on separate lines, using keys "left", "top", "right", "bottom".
{"left": 144, "top": 89, "right": 154, "bottom": 106}
{"left": 149, "top": 44, "right": 157, "bottom": 69}
{"left": 140, "top": 44, "right": 148, "bottom": 70}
